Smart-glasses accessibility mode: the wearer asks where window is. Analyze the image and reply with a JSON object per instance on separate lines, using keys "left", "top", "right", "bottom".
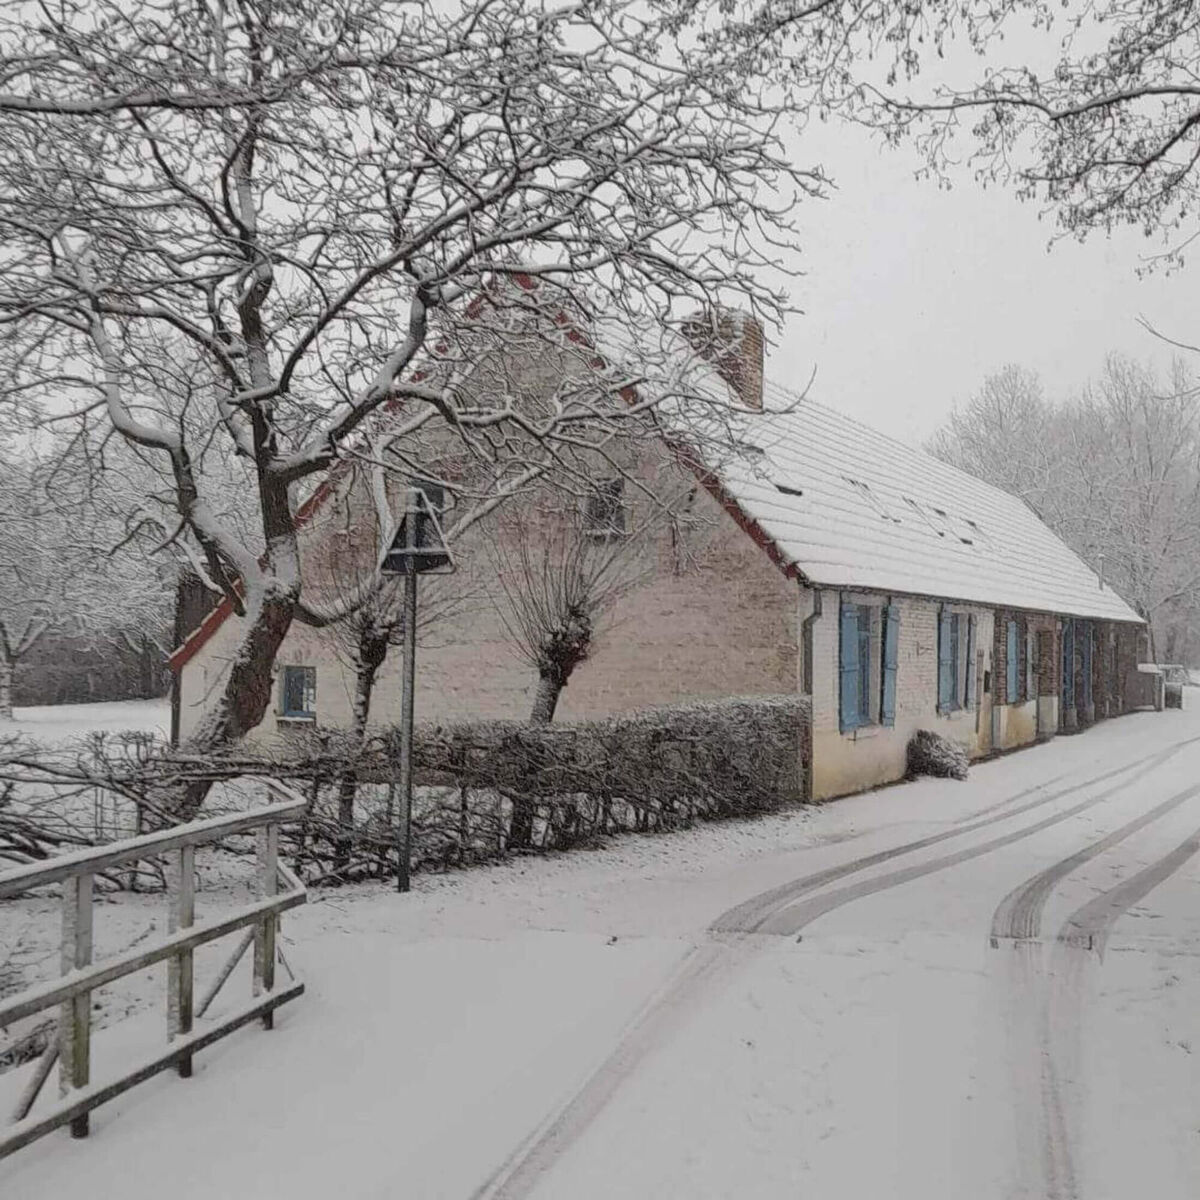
{"left": 839, "top": 598, "right": 900, "bottom": 732}
{"left": 938, "top": 609, "right": 958, "bottom": 711}
{"left": 1026, "top": 627, "right": 1037, "bottom": 700}
{"left": 584, "top": 478, "right": 626, "bottom": 539}
{"left": 845, "top": 478, "right": 900, "bottom": 523}
{"left": 938, "top": 608, "right": 977, "bottom": 713}
{"left": 880, "top": 603, "right": 899, "bottom": 727}
{"left": 1005, "top": 620, "right": 1019, "bottom": 703}
{"left": 1062, "top": 620, "right": 1076, "bottom": 708}
{"left": 907, "top": 497, "right": 949, "bottom": 539}
{"left": 1079, "top": 621, "right": 1093, "bottom": 707}
{"left": 964, "top": 614, "right": 977, "bottom": 709}
{"left": 281, "top": 666, "right": 316, "bottom": 719}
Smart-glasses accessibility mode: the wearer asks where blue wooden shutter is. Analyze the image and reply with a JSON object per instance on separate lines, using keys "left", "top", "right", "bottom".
{"left": 950, "top": 614, "right": 961, "bottom": 709}
{"left": 1062, "top": 620, "right": 1075, "bottom": 708}
{"left": 881, "top": 603, "right": 899, "bottom": 726}
{"left": 857, "top": 614, "right": 872, "bottom": 721}
{"left": 1080, "top": 622, "right": 1093, "bottom": 706}
{"left": 1006, "top": 620, "right": 1018, "bottom": 703}
{"left": 937, "top": 606, "right": 953, "bottom": 713}
{"left": 964, "top": 614, "right": 977, "bottom": 708}
{"left": 839, "top": 601, "right": 860, "bottom": 732}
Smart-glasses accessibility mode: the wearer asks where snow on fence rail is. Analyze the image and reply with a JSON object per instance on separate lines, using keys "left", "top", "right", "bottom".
{"left": 0, "top": 781, "right": 308, "bottom": 1160}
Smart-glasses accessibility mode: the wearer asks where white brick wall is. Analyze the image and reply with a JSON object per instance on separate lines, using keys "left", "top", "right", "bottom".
{"left": 809, "top": 591, "right": 995, "bottom": 800}
{"left": 177, "top": 461, "right": 802, "bottom": 748}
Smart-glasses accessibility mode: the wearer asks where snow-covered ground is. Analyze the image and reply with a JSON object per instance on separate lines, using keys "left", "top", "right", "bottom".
{"left": 3, "top": 703, "right": 1200, "bottom": 1199}
{"left": 7, "top": 698, "right": 170, "bottom": 743}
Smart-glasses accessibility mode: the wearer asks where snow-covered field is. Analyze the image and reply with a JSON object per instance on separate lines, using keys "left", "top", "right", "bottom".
{"left": 7, "top": 698, "right": 170, "bottom": 743}
{"left": 4, "top": 702, "right": 1200, "bottom": 1199}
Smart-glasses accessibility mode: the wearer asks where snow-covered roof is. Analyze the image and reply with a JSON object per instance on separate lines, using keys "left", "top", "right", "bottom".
{"left": 717, "top": 386, "right": 1142, "bottom": 623}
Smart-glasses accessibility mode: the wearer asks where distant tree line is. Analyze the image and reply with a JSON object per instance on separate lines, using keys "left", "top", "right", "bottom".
{"left": 15, "top": 631, "right": 170, "bottom": 708}
{"left": 929, "top": 355, "right": 1200, "bottom": 664}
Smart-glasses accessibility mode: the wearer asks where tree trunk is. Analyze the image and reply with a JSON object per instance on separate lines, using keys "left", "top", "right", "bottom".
{"left": 530, "top": 671, "right": 564, "bottom": 724}
{"left": 138, "top": 634, "right": 156, "bottom": 699}
{"left": 333, "top": 628, "right": 388, "bottom": 876}
{"left": 0, "top": 654, "right": 13, "bottom": 720}
{"left": 171, "top": 593, "right": 297, "bottom": 821}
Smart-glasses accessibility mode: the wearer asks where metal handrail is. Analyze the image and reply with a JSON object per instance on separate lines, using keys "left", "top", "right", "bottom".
{"left": 0, "top": 779, "right": 309, "bottom": 1160}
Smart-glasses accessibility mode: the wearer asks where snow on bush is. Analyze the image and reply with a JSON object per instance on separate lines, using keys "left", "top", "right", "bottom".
{"left": 269, "top": 696, "right": 811, "bottom": 872}
{"left": 906, "top": 730, "right": 969, "bottom": 781}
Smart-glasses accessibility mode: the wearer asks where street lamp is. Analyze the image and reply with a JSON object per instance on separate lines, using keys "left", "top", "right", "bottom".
{"left": 380, "top": 478, "right": 454, "bottom": 892}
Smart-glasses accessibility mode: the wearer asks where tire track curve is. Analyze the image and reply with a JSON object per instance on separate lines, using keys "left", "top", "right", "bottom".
{"left": 467, "top": 937, "right": 756, "bottom": 1200}
{"left": 991, "top": 781, "right": 1200, "bottom": 943}
{"left": 469, "top": 734, "right": 1200, "bottom": 1199}
{"left": 758, "top": 741, "right": 1196, "bottom": 939}
{"left": 1002, "top": 942, "right": 1081, "bottom": 1200}
{"left": 1058, "top": 822, "right": 1200, "bottom": 956}
{"left": 714, "top": 740, "right": 1189, "bottom": 936}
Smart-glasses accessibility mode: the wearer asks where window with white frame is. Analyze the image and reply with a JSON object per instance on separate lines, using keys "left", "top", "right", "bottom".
{"left": 280, "top": 665, "right": 316, "bottom": 719}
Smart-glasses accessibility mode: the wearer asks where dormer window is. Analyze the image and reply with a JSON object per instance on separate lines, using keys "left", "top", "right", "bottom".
{"left": 845, "top": 477, "right": 899, "bottom": 523}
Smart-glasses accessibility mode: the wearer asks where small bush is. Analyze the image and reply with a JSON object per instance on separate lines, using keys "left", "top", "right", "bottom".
{"left": 907, "top": 729, "right": 968, "bottom": 781}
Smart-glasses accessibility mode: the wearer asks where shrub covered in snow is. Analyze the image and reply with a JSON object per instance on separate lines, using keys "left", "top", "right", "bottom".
{"left": 411, "top": 694, "right": 808, "bottom": 805}
{"left": 906, "top": 730, "right": 968, "bottom": 781}
{"left": 264, "top": 695, "right": 810, "bottom": 872}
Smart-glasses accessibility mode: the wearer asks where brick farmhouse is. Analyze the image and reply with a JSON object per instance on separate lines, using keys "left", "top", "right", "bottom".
{"left": 169, "top": 319, "right": 1152, "bottom": 802}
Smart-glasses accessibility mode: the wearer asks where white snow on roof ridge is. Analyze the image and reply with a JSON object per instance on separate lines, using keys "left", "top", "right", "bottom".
{"left": 731, "top": 377, "right": 1143, "bottom": 624}
{"left": 591, "top": 323, "right": 1138, "bottom": 621}
{"left": 757, "top": 379, "right": 1036, "bottom": 518}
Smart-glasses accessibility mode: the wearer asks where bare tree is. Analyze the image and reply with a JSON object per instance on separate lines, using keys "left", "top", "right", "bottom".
{"left": 0, "top": 0, "right": 816, "bottom": 816}
{"left": 488, "top": 484, "right": 684, "bottom": 726}
{"left": 0, "top": 455, "right": 72, "bottom": 718}
{"left": 0, "top": 441, "right": 173, "bottom": 719}
{"left": 931, "top": 354, "right": 1200, "bottom": 658}
{"left": 703, "top": 2, "right": 1200, "bottom": 266}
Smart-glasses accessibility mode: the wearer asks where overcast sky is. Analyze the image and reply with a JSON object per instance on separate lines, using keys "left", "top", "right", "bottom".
{"left": 766, "top": 117, "right": 1200, "bottom": 448}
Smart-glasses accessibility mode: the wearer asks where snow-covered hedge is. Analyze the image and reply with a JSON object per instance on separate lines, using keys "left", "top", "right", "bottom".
{"left": 906, "top": 730, "right": 969, "bottom": 781}
{"left": 389, "top": 694, "right": 809, "bottom": 856}
{"left": 413, "top": 693, "right": 807, "bottom": 806}
{"left": 150, "top": 696, "right": 809, "bottom": 878}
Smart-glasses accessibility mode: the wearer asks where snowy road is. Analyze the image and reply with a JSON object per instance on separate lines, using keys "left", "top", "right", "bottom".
{"left": 477, "top": 720, "right": 1200, "bottom": 1200}
{"left": 4, "top": 708, "right": 1200, "bottom": 1199}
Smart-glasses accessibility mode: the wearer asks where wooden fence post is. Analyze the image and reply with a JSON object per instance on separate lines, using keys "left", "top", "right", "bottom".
{"left": 167, "top": 844, "right": 196, "bottom": 1076}
{"left": 58, "top": 872, "right": 93, "bottom": 1138}
{"left": 254, "top": 824, "right": 279, "bottom": 1029}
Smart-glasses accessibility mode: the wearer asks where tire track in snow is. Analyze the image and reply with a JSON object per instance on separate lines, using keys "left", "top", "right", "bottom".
{"left": 955, "top": 769, "right": 1070, "bottom": 823}
{"left": 1058, "top": 822, "right": 1200, "bottom": 956}
{"left": 1024, "top": 819, "right": 1200, "bottom": 1199}
{"left": 467, "top": 937, "right": 756, "bottom": 1200}
{"left": 994, "top": 774, "right": 1200, "bottom": 1198}
{"left": 756, "top": 741, "right": 1197, "bottom": 939}
{"left": 714, "top": 741, "right": 1186, "bottom": 937}
{"left": 990, "top": 782, "right": 1200, "bottom": 944}
{"left": 1000, "top": 943, "right": 1081, "bottom": 1200}
{"left": 469, "top": 734, "right": 1200, "bottom": 1199}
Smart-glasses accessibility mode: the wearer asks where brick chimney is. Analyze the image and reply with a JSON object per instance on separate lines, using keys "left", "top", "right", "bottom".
{"left": 682, "top": 308, "right": 764, "bottom": 411}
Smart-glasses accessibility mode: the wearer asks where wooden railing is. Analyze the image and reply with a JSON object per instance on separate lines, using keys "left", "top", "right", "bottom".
{"left": 0, "top": 781, "right": 308, "bottom": 1160}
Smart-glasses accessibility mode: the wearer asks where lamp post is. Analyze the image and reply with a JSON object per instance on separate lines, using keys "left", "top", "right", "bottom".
{"left": 381, "top": 479, "right": 452, "bottom": 893}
